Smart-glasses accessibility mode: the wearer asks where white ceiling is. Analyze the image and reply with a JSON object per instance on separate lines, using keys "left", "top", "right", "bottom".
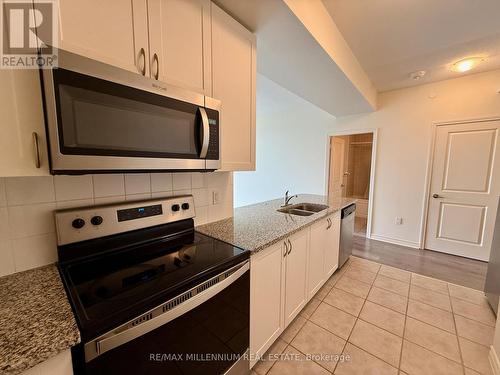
{"left": 323, "top": 0, "right": 500, "bottom": 92}
{"left": 214, "top": 0, "right": 375, "bottom": 116}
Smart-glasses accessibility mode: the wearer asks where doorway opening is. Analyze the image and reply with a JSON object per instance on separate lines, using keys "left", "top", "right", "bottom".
{"left": 328, "top": 132, "right": 374, "bottom": 238}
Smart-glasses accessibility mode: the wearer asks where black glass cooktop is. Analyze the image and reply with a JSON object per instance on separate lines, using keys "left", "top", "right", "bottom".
{"left": 58, "top": 221, "right": 248, "bottom": 339}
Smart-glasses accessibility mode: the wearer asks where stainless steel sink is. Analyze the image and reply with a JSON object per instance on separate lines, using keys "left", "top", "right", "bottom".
{"left": 277, "top": 202, "right": 328, "bottom": 216}
{"left": 290, "top": 203, "right": 329, "bottom": 212}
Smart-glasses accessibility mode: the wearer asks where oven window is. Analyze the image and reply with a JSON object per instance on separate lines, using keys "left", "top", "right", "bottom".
{"left": 53, "top": 69, "right": 202, "bottom": 159}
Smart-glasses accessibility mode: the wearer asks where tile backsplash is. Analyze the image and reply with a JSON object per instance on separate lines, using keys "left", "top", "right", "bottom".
{"left": 0, "top": 172, "right": 233, "bottom": 277}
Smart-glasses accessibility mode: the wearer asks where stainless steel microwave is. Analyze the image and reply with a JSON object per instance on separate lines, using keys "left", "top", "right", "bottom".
{"left": 41, "top": 50, "right": 220, "bottom": 174}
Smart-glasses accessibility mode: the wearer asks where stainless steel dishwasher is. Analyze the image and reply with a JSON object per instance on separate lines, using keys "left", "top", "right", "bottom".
{"left": 339, "top": 203, "right": 356, "bottom": 267}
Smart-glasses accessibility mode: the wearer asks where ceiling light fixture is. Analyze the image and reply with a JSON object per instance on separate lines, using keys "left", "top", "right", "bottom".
{"left": 409, "top": 70, "right": 426, "bottom": 80}
{"left": 451, "top": 57, "right": 485, "bottom": 73}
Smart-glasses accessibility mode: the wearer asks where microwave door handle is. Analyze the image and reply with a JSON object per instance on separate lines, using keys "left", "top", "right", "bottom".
{"left": 199, "top": 107, "right": 210, "bottom": 158}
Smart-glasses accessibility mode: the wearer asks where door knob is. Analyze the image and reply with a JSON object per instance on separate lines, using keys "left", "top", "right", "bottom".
{"left": 432, "top": 194, "right": 443, "bottom": 199}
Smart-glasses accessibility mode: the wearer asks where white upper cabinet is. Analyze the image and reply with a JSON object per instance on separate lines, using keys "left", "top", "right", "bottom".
{"left": 211, "top": 3, "right": 256, "bottom": 171}
{"left": 0, "top": 70, "right": 49, "bottom": 177}
{"left": 148, "top": 0, "right": 212, "bottom": 94}
{"left": 58, "top": 0, "right": 149, "bottom": 75}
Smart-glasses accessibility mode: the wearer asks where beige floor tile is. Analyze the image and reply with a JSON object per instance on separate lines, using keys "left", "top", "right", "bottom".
{"left": 310, "top": 302, "right": 357, "bottom": 340}
{"left": 400, "top": 340, "right": 464, "bottom": 375}
{"left": 374, "top": 275, "right": 410, "bottom": 297}
{"left": 458, "top": 337, "right": 493, "bottom": 375}
{"left": 379, "top": 265, "right": 411, "bottom": 283}
{"left": 349, "top": 257, "right": 381, "bottom": 273}
{"left": 411, "top": 273, "right": 449, "bottom": 295}
{"left": 335, "top": 343, "right": 398, "bottom": 375}
{"left": 409, "top": 284, "right": 452, "bottom": 311}
{"left": 404, "top": 317, "right": 461, "bottom": 362}
{"left": 253, "top": 339, "right": 288, "bottom": 375}
{"left": 315, "top": 282, "right": 334, "bottom": 300}
{"left": 335, "top": 276, "right": 371, "bottom": 299}
{"left": 268, "top": 345, "right": 331, "bottom": 375}
{"left": 359, "top": 300, "right": 405, "bottom": 336}
{"left": 291, "top": 321, "right": 346, "bottom": 372}
{"left": 348, "top": 319, "right": 403, "bottom": 367}
{"left": 455, "top": 315, "right": 495, "bottom": 346}
{"left": 448, "top": 284, "right": 488, "bottom": 306}
{"left": 343, "top": 266, "right": 377, "bottom": 285}
{"left": 300, "top": 298, "right": 321, "bottom": 319}
{"left": 324, "top": 287, "right": 365, "bottom": 316}
{"left": 452, "top": 298, "right": 496, "bottom": 327}
{"left": 281, "top": 316, "right": 307, "bottom": 343}
{"left": 406, "top": 299, "right": 455, "bottom": 333}
{"left": 325, "top": 269, "right": 345, "bottom": 288}
{"left": 367, "top": 287, "right": 408, "bottom": 314}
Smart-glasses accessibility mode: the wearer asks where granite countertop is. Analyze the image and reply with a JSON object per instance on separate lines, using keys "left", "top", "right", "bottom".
{"left": 196, "top": 194, "right": 356, "bottom": 253}
{"left": 0, "top": 265, "right": 80, "bottom": 375}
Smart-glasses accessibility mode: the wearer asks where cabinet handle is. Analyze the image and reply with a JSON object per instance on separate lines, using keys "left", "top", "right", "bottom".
{"left": 326, "top": 218, "right": 331, "bottom": 229}
{"left": 152, "top": 53, "right": 159, "bottom": 80}
{"left": 283, "top": 241, "right": 288, "bottom": 257}
{"left": 32, "top": 132, "right": 41, "bottom": 168}
{"left": 138, "top": 48, "right": 146, "bottom": 76}
{"left": 287, "top": 239, "right": 292, "bottom": 255}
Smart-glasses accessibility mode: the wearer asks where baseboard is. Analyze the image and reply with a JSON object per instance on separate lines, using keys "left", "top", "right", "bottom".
{"left": 490, "top": 346, "right": 500, "bottom": 375}
{"left": 369, "top": 234, "right": 420, "bottom": 249}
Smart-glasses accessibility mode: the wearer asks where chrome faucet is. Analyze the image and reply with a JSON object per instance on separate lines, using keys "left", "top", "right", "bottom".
{"left": 283, "top": 190, "right": 298, "bottom": 207}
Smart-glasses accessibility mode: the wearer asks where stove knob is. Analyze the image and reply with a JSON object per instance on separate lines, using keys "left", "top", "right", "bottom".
{"left": 72, "top": 218, "right": 85, "bottom": 229}
{"left": 181, "top": 203, "right": 190, "bottom": 210}
{"left": 171, "top": 204, "right": 180, "bottom": 212}
{"left": 91, "top": 216, "right": 103, "bottom": 226}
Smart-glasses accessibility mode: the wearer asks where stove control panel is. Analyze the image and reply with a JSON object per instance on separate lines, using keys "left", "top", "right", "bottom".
{"left": 55, "top": 195, "right": 196, "bottom": 246}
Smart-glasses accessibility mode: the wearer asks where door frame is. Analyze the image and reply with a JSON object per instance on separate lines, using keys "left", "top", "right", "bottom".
{"left": 420, "top": 116, "right": 500, "bottom": 250}
{"left": 325, "top": 128, "right": 378, "bottom": 239}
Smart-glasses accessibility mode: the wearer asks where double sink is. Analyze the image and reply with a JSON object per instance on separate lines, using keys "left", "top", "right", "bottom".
{"left": 277, "top": 203, "right": 329, "bottom": 216}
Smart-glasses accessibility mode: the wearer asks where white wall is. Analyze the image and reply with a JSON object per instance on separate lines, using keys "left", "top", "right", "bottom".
{"left": 0, "top": 172, "right": 233, "bottom": 277}
{"left": 329, "top": 69, "right": 500, "bottom": 247}
{"left": 234, "top": 74, "right": 334, "bottom": 207}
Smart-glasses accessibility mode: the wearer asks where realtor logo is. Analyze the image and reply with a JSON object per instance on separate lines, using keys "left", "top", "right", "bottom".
{"left": 1, "top": 0, "right": 58, "bottom": 68}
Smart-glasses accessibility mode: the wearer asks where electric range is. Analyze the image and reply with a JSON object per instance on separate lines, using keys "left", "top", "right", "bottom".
{"left": 56, "top": 196, "right": 250, "bottom": 375}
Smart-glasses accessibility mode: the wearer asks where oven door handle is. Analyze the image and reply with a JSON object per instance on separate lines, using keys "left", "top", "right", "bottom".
{"left": 199, "top": 107, "right": 210, "bottom": 158}
{"left": 86, "top": 260, "right": 249, "bottom": 362}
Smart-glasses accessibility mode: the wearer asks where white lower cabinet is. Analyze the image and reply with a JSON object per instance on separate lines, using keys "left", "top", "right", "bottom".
{"left": 250, "top": 242, "right": 284, "bottom": 365}
{"left": 307, "top": 218, "right": 328, "bottom": 299}
{"left": 250, "top": 213, "right": 341, "bottom": 368}
{"left": 324, "top": 212, "right": 341, "bottom": 278}
{"left": 283, "top": 230, "right": 309, "bottom": 326}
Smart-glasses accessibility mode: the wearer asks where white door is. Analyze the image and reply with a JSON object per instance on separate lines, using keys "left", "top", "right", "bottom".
{"left": 147, "top": 0, "right": 212, "bottom": 94}
{"left": 324, "top": 213, "right": 340, "bottom": 277}
{"left": 284, "top": 230, "right": 308, "bottom": 326}
{"left": 329, "top": 137, "right": 345, "bottom": 204}
{"left": 212, "top": 3, "right": 256, "bottom": 171}
{"left": 425, "top": 120, "right": 500, "bottom": 261}
{"left": 250, "top": 242, "right": 284, "bottom": 365}
{"left": 307, "top": 219, "right": 327, "bottom": 299}
{"left": 57, "top": 0, "right": 148, "bottom": 74}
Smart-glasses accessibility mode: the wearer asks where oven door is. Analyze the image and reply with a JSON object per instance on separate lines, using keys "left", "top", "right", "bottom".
{"left": 76, "top": 261, "right": 249, "bottom": 375}
{"left": 42, "top": 50, "right": 220, "bottom": 174}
